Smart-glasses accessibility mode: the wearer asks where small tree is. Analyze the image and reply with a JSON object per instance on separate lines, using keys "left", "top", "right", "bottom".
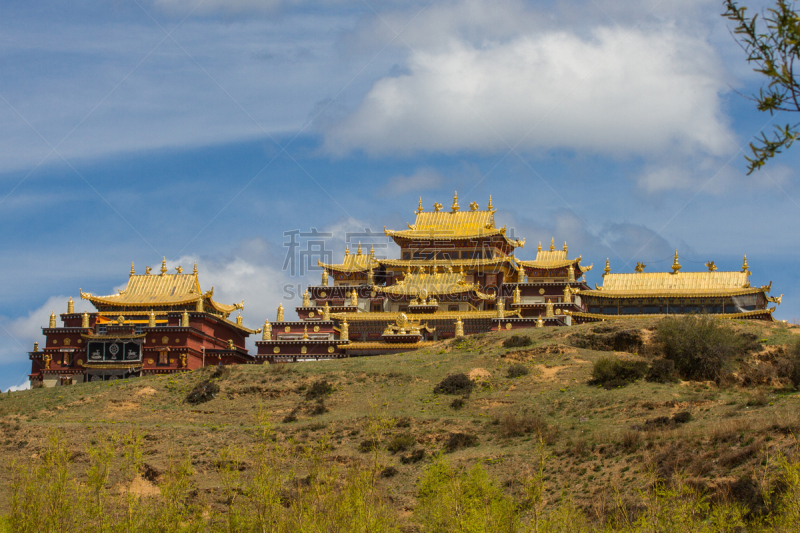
{"left": 724, "top": 0, "right": 800, "bottom": 173}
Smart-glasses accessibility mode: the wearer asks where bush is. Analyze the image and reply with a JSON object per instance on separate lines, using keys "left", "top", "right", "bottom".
{"left": 387, "top": 434, "right": 416, "bottom": 454}
{"left": 450, "top": 397, "right": 465, "bottom": 410}
{"left": 444, "top": 432, "right": 478, "bottom": 453}
{"left": 502, "top": 335, "right": 532, "bottom": 348}
{"left": 186, "top": 379, "right": 219, "bottom": 404}
{"left": 506, "top": 363, "right": 530, "bottom": 378}
{"left": 380, "top": 466, "right": 398, "bottom": 478}
{"left": 656, "top": 315, "right": 760, "bottom": 381}
{"left": 401, "top": 449, "right": 426, "bottom": 464}
{"left": 282, "top": 410, "right": 298, "bottom": 423}
{"left": 433, "top": 374, "right": 474, "bottom": 395}
{"left": 308, "top": 399, "right": 327, "bottom": 416}
{"left": 305, "top": 380, "right": 333, "bottom": 400}
{"left": 646, "top": 359, "right": 680, "bottom": 383}
{"left": 590, "top": 357, "right": 648, "bottom": 388}
{"left": 494, "top": 411, "right": 548, "bottom": 438}
{"left": 358, "top": 438, "right": 380, "bottom": 453}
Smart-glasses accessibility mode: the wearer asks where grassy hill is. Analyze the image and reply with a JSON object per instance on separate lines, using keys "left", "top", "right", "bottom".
{"left": 2, "top": 317, "right": 800, "bottom": 531}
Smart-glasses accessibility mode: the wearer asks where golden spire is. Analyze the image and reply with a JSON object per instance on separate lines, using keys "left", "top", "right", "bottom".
{"left": 469, "top": 201, "right": 479, "bottom": 211}
{"left": 357, "top": 242, "right": 362, "bottom": 255}
{"left": 236, "top": 313, "right": 243, "bottom": 326}
{"left": 160, "top": 257, "right": 167, "bottom": 275}
{"left": 487, "top": 195, "right": 494, "bottom": 210}
{"left": 145, "top": 266, "right": 152, "bottom": 275}
{"left": 149, "top": 310, "right": 156, "bottom": 328}
{"left": 417, "top": 197, "right": 423, "bottom": 214}
{"left": 50, "top": 312, "right": 56, "bottom": 328}
{"left": 433, "top": 202, "right": 443, "bottom": 212}
{"left": 537, "top": 242, "right": 542, "bottom": 252}
{"left": 550, "top": 238, "right": 555, "bottom": 252}
{"left": 193, "top": 261, "right": 198, "bottom": 275}
{"left": 277, "top": 303, "right": 284, "bottom": 322}
{"left": 67, "top": 297, "right": 74, "bottom": 314}
{"left": 130, "top": 262, "right": 135, "bottom": 276}
{"left": 742, "top": 254, "right": 750, "bottom": 273}
{"left": 671, "top": 250, "right": 681, "bottom": 274}
{"left": 182, "top": 310, "right": 189, "bottom": 327}
{"left": 303, "top": 324, "right": 309, "bottom": 339}
{"left": 451, "top": 191, "right": 460, "bottom": 212}
{"left": 33, "top": 342, "right": 39, "bottom": 352}
{"left": 82, "top": 311, "right": 89, "bottom": 329}
{"left": 345, "top": 245, "right": 350, "bottom": 256}
{"left": 370, "top": 245, "right": 375, "bottom": 257}
{"left": 262, "top": 320, "right": 271, "bottom": 340}
{"left": 563, "top": 241, "right": 568, "bottom": 253}
{"left": 706, "top": 261, "right": 717, "bottom": 272}
{"left": 603, "top": 258, "right": 610, "bottom": 277}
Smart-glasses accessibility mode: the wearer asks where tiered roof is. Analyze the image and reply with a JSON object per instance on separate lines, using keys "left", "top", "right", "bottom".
{"left": 79, "top": 259, "right": 247, "bottom": 322}
{"left": 374, "top": 270, "right": 495, "bottom": 300}
{"left": 318, "top": 243, "right": 381, "bottom": 273}
{"left": 515, "top": 239, "right": 592, "bottom": 272}
{"left": 383, "top": 193, "right": 525, "bottom": 248}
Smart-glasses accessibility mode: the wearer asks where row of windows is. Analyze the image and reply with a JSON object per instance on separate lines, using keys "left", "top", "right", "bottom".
{"left": 402, "top": 250, "right": 497, "bottom": 260}
{"left": 589, "top": 306, "right": 755, "bottom": 315}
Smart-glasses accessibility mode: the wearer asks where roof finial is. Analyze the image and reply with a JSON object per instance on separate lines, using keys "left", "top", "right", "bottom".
{"left": 130, "top": 262, "right": 135, "bottom": 276}
{"left": 345, "top": 245, "right": 350, "bottom": 256}
{"left": 706, "top": 261, "right": 717, "bottom": 272}
{"left": 487, "top": 195, "right": 494, "bottom": 210}
{"left": 160, "top": 257, "right": 167, "bottom": 275}
{"left": 193, "top": 261, "right": 198, "bottom": 275}
{"left": 563, "top": 241, "right": 568, "bottom": 253}
{"left": 357, "top": 242, "right": 362, "bottom": 255}
{"left": 635, "top": 262, "right": 646, "bottom": 273}
{"left": 451, "top": 191, "right": 459, "bottom": 212}
{"left": 742, "top": 254, "right": 749, "bottom": 273}
{"left": 537, "top": 242, "right": 542, "bottom": 252}
{"left": 550, "top": 238, "right": 555, "bottom": 252}
{"left": 671, "top": 250, "right": 681, "bottom": 274}
{"left": 370, "top": 245, "right": 375, "bottom": 257}
{"left": 603, "top": 258, "right": 610, "bottom": 277}
{"left": 417, "top": 197, "right": 423, "bottom": 214}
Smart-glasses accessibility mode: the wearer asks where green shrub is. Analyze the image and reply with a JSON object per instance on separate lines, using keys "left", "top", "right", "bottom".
{"left": 591, "top": 357, "right": 648, "bottom": 388}
{"left": 646, "top": 359, "right": 680, "bottom": 383}
{"left": 506, "top": 363, "right": 530, "bottom": 378}
{"left": 414, "top": 456, "right": 518, "bottom": 532}
{"left": 655, "top": 315, "right": 760, "bottom": 381}
{"left": 387, "top": 433, "right": 416, "bottom": 454}
{"left": 433, "top": 374, "right": 474, "bottom": 395}
{"left": 305, "top": 380, "right": 333, "bottom": 400}
{"left": 502, "top": 335, "right": 532, "bottom": 348}
{"left": 443, "top": 432, "right": 478, "bottom": 452}
{"left": 185, "top": 379, "right": 219, "bottom": 404}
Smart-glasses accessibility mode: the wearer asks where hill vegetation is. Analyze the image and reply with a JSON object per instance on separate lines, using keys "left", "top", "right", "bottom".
{"left": 3, "top": 316, "right": 800, "bottom": 531}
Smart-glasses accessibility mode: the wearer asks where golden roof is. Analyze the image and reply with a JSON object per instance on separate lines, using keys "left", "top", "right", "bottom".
{"left": 319, "top": 243, "right": 381, "bottom": 273}
{"left": 384, "top": 194, "right": 524, "bottom": 247}
{"left": 79, "top": 259, "right": 244, "bottom": 318}
{"left": 374, "top": 271, "right": 495, "bottom": 299}
{"left": 379, "top": 257, "right": 511, "bottom": 269}
{"left": 566, "top": 308, "right": 775, "bottom": 321}
{"left": 514, "top": 240, "right": 591, "bottom": 271}
{"left": 580, "top": 270, "right": 769, "bottom": 298}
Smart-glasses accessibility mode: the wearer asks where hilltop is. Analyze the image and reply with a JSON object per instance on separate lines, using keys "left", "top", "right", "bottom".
{"left": 2, "top": 317, "right": 800, "bottom": 529}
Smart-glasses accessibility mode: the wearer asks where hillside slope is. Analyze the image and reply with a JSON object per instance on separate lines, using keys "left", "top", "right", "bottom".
{"left": 2, "top": 317, "right": 800, "bottom": 527}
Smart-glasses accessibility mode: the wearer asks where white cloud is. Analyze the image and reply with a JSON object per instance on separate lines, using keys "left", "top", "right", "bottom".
{"left": 0, "top": 295, "right": 93, "bottom": 365}
{"left": 324, "top": 25, "right": 732, "bottom": 159}
{"left": 3, "top": 378, "right": 31, "bottom": 393}
{"left": 382, "top": 167, "right": 444, "bottom": 195}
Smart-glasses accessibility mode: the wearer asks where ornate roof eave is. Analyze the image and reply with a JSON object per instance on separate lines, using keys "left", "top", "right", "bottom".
{"left": 566, "top": 308, "right": 775, "bottom": 321}
{"left": 379, "top": 257, "right": 512, "bottom": 268}
{"left": 80, "top": 290, "right": 203, "bottom": 308}
{"left": 576, "top": 286, "right": 769, "bottom": 299}
{"left": 318, "top": 259, "right": 381, "bottom": 273}
{"left": 373, "top": 284, "right": 495, "bottom": 300}
{"left": 515, "top": 256, "right": 586, "bottom": 270}
{"left": 383, "top": 226, "right": 524, "bottom": 248}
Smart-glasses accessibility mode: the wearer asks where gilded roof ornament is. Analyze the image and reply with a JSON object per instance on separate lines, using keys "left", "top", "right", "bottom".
{"left": 193, "top": 261, "right": 198, "bottom": 275}
{"left": 160, "top": 257, "right": 167, "bottom": 275}
{"left": 550, "top": 238, "right": 555, "bottom": 252}
{"left": 370, "top": 245, "right": 375, "bottom": 257}
{"left": 451, "top": 191, "right": 459, "bottom": 212}
{"left": 537, "top": 242, "right": 542, "bottom": 252}
{"left": 145, "top": 266, "right": 152, "bottom": 275}
{"left": 49, "top": 312, "right": 56, "bottom": 328}
{"left": 236, "top": 313, "right": 243, "bottom": 326}
{"left": 706, "top": 261, "right": 717, "bottom": 272}
{"left": 635, "top": 262, "right": 646, "bottom": 273}
{"left": 742, "top": 255, "right": 750, "bottom": 274}
{"left": 603, "top": 258, "right": 611, "bottom": 277}
{"left": 176, "top": 266, "right": 183, "bottom": 274}
{"left": 563, "top": 241, "right": 568, "bottom": 253}
{"left": 357, "top": 242, "right": 362, "bottom": 255}
{"left": 345, "top": 245, "right": 350, "bottom": 256}
{"left": 417, "top": 197, "right": 423, "bottom": 214}
{"left": 768, "top": 294, "right": 783, "bottom": 304}
{"left": 469, "top": 201, "right": 479, "bottom": 211}
{"left": 433, "top": 202, "right": 443, "bottom": 212}
{"left": 68, "top": 297, "right": 74, "bottom": 314}
{"left": 671, "top": 250, "right": 681, "bottom": 274}
{"left": 303, "top": 324, "right": 309, "bottom": 339}
{"left": 487, "top": 195, "right": 494, "bottom": 211}
{"left": 130, "top": 262, "right": 135, "bottom": 276}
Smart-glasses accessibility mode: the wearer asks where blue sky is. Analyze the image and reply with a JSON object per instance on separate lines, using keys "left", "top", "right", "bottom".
{"left": 2, "top": 0, "right": 798, "bottom": 391}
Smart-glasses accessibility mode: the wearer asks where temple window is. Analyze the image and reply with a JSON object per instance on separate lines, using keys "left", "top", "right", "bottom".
{"left": 97, "top": 324, "right": 107, "bottom": 335}
{"left": 159, "top": 350, "right": 168, "bottom": 365}
{"left": 448, "top": 304, "right": 459, "bottom": 312}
